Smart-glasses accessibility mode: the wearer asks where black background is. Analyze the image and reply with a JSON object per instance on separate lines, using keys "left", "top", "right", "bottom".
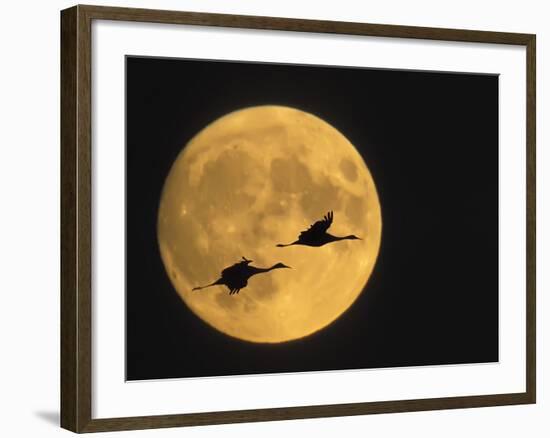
{"left": 126, "top": 56, "right": 498, "bottom": 380}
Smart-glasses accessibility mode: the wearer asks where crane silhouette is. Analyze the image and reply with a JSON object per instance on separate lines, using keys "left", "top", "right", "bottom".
{"left": 192, "top": 257, "right": 291, "bottom": 295}
{"left": 276, "top": 211, "right": 361, "bottom": 248}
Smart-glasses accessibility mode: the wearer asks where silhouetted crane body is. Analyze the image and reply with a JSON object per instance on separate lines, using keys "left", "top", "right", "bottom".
{"left": 276, "top": 211, "right": 361, "bottom": 248}
{"left": 192, "top": 257, "right": 290, "bottom": 295}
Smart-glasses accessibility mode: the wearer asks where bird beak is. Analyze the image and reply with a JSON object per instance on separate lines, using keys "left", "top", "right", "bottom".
{"left": 285, "top": 265, "right": 292, "bottom": 269}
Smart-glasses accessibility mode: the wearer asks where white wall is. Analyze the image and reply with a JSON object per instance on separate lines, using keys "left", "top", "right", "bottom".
{"left": 0, "top": 0, "right": 546, "bottom": 436}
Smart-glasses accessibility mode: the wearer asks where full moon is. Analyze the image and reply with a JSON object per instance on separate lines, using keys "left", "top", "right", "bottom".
{"left": 158, "top": 106, "right": 382, "bottom": 343}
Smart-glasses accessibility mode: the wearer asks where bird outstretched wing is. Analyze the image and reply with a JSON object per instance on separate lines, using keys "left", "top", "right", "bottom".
{"left": 299, "top": 211, "right": 334, "bottom": 238}
{"left": 221, "top": 257, "right": 251, "bottom": 278}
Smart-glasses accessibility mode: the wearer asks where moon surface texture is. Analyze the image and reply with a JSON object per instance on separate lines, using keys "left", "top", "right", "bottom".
{"left": 158, "top": 106, "right": 382, "bottom": 343}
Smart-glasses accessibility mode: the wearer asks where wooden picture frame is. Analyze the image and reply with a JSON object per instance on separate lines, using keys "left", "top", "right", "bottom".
{"left": 61, "top": 4, "right": 536, "bottom": 433}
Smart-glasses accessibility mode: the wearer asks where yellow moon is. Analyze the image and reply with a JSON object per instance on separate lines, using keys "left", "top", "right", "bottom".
{"left": 158, "top": 106, "right": 382, "bottom": 343}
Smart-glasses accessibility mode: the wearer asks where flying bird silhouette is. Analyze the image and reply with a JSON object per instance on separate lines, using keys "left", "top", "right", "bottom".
{"left": 192, "top": 257, "right": 291, "bottom": 295}
{"left": 276, "top": 211, "right": 361, "bottom": 248}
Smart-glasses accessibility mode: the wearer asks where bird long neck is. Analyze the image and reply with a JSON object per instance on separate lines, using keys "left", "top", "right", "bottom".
{"left": 330, "top": 234, "right": 356, "bottom": 241}
{"left": 249, "top": 265, "right": 280, "bottom": 276}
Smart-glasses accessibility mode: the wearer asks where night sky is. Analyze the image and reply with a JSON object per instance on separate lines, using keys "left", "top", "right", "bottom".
{"left": 126, "top": 56, "right": 499, "bottom": 381}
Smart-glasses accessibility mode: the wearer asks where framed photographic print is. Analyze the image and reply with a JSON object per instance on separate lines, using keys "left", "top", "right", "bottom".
{"left": 60, "top": 4, "right": 536, "bottom": 433}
